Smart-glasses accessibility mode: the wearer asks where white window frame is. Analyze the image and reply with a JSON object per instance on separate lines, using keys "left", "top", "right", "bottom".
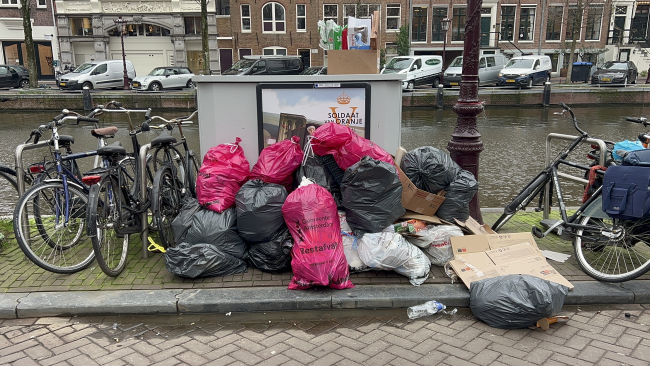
{"left": 545, "top": 5, "right": 563, "bottom": 43}
{"left": 584, "top": 4, "right": 604, "bottom": 41}
{"left": 385, "top": 42, "right": 398, "bottom": 55}
{"left": 411, "top": 5, "right": 428, "bottom": 44}
{"left": 518, "top": 6, "right": 536, "bottom": 43}
{"left": 0, "top": 0, "right": 19, "bottom": 7}
{"left": 566, "top": 6, "right": 583, "bottom": 42}
{"left": 499, "top": 5, "right": 517, "bottom": 42}
{"left": 386, "top": 4, "right": 400, "bottom": 32}
{"left": 262, "top": 2, "right": 286, "bottom": 34}
{"left": 37, "top": 0, "right": 47, "bottom": 9}
{"left": 241, "top": 4, "right": 251, "bottom": 33}
{"left": 296, "top": 4, "right": 306, "bottom": 32}
{"left": 263, "top": 46, "right": 287, "bottom": 56}
{"left": 323, "top": 4, "right": 338, "bottom": 24}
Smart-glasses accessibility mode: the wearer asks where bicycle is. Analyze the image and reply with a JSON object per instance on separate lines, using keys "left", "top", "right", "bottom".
{"left": 491, "top": 103, "right": 650, "bottom": 282}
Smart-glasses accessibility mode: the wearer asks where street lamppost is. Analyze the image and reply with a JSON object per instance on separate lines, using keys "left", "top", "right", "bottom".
{"left": 440, "top": 18, "right": 452, "bottom": 84}
{"left": 113, "top": 16, "right": 130, "bottom": 90}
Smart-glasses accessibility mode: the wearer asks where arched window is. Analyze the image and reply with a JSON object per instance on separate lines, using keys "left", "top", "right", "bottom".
{"left": 262, "top": 2, "right": 285, "bottom": 33}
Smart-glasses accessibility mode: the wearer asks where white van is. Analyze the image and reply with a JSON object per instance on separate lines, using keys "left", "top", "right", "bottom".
{"left": 381, "top": 55, "right": 443, "bottom": 90}
{"left": 443, "top": 54, "right": 507, "bottom": 87}
{"left": 498, "top": 55, "right": 552, "bottom": 88}
{"left": 58, "top": 60, "right": 136, "bottom": 90}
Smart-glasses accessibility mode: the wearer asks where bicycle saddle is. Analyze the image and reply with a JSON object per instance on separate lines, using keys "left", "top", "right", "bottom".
{"left": 97, "top": 141, "right": 127, "bottom": 156}
{"left": 151, "top": 132, "right": 177, "bottom": 146}
{"left": 91, "top": 126, "right": 118, "bottom": 138}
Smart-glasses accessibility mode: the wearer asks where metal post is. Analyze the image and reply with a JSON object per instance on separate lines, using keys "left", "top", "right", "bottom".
{"left": 114, "top": 16, "right": 130, "bottom": 90}
{"left": 83, "top": 86, "right": 92, "bottom": 111}
{"left": 542, "top": 82, "right": 551, "bottom": 107}
{"left": 447, "top": 0, "right": 484, "bottom": 223}
{"left": 140, "top": 143, "right": 151, "bottom": 259}
{"left": 440, "top": 18, "right": 451, "bottom": 85}
{"left": 437, "top": 85, "right": 444, "bottom": 109}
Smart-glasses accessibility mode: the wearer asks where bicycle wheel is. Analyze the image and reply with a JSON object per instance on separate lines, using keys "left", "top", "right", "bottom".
{"left": 574, "top": 214, "right": 650, "bottom": 282}
{"left": 88, "top": 174, "right": 130, "bottom": 277}
{"left": 492, "top": 172, "right": 550, "bottom": 232}
{"left": 153, "top": 146, "right": 185, "bottom": 186}
{"left": 13, "top": 181, "right": 94, "bottom": 274}
{"left": 186, "top": 152, "right": 199, "bottom": 198}
{"left": 118, "top": 156, "right": 137, "bottom": 196}
{"left": 0, "top": 165, "right": 19, "bottom": 216}
{"left": 152, "top": 165, "right": 181, "bottom": 249}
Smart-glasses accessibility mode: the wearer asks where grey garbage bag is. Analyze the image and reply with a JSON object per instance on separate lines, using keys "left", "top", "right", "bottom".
{"left": 295, "top": 154, "right": 342, "bottom": 206}
{"left": 244, "top": 227, "right": 293, "bottom": 272}
{"left": 435, "top": 169, "right": 479, "bottom": 222}
{"left": 341, "top": 156, "right": 405, "bottom": 236}
{"left": 236, "top": 180, "right": 288, "bottom": 243}
{"left": 164, "top": 243, "right": 248, "bottom": 278}
{"left": 171, "top": 197, "right": 201, "bottom": 244}
{"left": 401, "top": 146, "right": 461, "bottom": 193}
{"left": 185, "top": 207, "right": 246, "bottom": 259}
{"left": 470, "top": 274, "right": 569, "bottom": 329}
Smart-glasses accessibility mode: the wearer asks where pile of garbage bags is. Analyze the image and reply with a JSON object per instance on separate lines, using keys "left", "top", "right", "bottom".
{"left": 163, "top": 124, "right": 478, "bottom": 289}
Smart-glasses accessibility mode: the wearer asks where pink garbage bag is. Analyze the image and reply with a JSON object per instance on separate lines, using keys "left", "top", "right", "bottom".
{"left": 250, "top": 136, "right": 303, "bottom": 192}
{"left": 282, "top": 179, "right": 354, "bottom": 290}
{"left": 196, "top": 138, "right": 250, "bottom": 213}
{"left": 310, "top": 123, "right": 397, "bottom": 171}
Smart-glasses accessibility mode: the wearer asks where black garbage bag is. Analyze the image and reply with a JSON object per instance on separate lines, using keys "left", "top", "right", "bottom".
{"left": 294, "top": 154, "right": 342, "bottom": 207}
{"left": 341, "top": 156, "right": 405, "bottom": 236}
{"left": 243, "top": 227, "right": 293, "bottom": 272}
{"left": 435, "top": 169, "right": 479, "bottom": 222}
{"left": 401, "top": 146, "right": 461, "bottom": 193}
{"left": 171, "top": 197, "right": 201, "bottom": 244}
{"left": 185, "top": 207, "right": 246, "bottom": 259}
{"left": 470, "top": 274, "right": 569, "bottom": 329}
{"left": 164, "top": 242, "right": 248, "bottom": 278}
{"left": 236, "top": 180, "right": 288, "bottom": 243}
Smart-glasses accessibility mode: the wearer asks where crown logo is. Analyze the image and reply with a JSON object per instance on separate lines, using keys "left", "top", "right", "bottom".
{"left": 337, "top": 92, "right": 351, "bottom": 105}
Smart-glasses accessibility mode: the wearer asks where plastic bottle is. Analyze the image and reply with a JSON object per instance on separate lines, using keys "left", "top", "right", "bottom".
{"left": 407, "top": 300, "right": 455, "bottom": 319}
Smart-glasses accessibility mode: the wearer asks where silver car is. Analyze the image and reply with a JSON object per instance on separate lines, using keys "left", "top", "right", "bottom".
{"left": 131, "top": 67, "right": 194, "bottom": 91}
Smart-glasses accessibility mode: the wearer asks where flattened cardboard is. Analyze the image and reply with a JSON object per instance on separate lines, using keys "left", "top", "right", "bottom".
{"left": 486, "top": 232, "right": 539, "bottom": 250}
{"left": 455, "top": 217, "right": 496, "bottom": 235}
{"left": 486, "top": 243, "right": 542, "bottom": 264}
{"left": 449, "top": 255, "right": 501, "bottom": 289}
{"left": 396, "top": 165, "right": 446, "bottom": 216}
{"left": 328, "top": 50, "right": 380, "bottom": 75}
{"left": 450, "top": 235, "right": 490, "bottom": 255}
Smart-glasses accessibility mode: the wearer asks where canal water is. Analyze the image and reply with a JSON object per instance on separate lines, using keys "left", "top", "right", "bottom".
{"left": 0, "top": 105, "right": 648, "bottom": 215}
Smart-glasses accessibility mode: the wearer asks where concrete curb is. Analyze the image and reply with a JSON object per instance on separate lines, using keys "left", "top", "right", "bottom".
{"left": 2, "top": 281, "right": 650, "bottom": 319}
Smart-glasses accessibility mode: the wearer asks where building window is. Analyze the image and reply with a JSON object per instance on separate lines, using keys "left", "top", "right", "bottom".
{"left": 262, "top": 2, "right": 285, "bottom": 33}
{"left": 386, "top": 4, "right": 400, "bottom": 31}
{"left": 324, "top": 4, "right": 338, "bottom": 23}
{"left": 385, "top": 42, "right": 397, "bottom": 55}
{"left": 566, "top": 7, "right": 581, "bottom": 41}
{"left": 263, "top": 47, "right": 287, "bottom": 56}
{"left": 452, "top": 7, "right": 466, "bottom": 41}
{"left": 612, "top": 6, "right": 627, "bottom": 44}
{"left": 411, "top": 7, "right": 427, "bottom": 42}
{"left": 297, "top": 4, "right": 306, "bottom": 31}
{"left": 0, "top": 0, "right": 18, "bottom": 6}
{"left": 546, "top": 6, "right": 563, "bottom": 41}
{"left": 500, "top": 6, "right": 516, "bottom": 41}
{"left": 343, "top": 3, "right": 379, "bottom": 25}
{"left": 431, "top": 7, "right": 448, "bottom": 42}
{"left": 241, "top": 4, "right": 251, "bottom": 32}
{"left": 217, "top": 0, "right": 230, "bottom": 15}
{"left": 184, "top": 17, "right": 201, "bottom": 35}
{"left": 37, "top": 0, "right": 46, "bottom": 8}
{"left": 632, "top": 5, "right": 649, "bottom": 42}
{"left": 585, "top": 5, "right": 603, "bottom": 40}
{"left": 70, "top": 18, "right": 93, "bottom": 36}
{"left": 107, "top": 23, "right": 170, "bottom": 37}
{"left": 519, "top": 7, "right": 535, "bottom": 41}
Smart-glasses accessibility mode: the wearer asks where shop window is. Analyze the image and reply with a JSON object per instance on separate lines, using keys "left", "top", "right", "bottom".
{"left": 217, "top": 0, "right": 230, "bottom": 15}
{"left": 107, "top": 23, "right": 170, "bottom": 37}
{"left": 585, "top": 5, "right": 603, "bottom": 40}
{"left": 343, "top": 3, "right": 379, "bottom": 26}
{"left": 70, "top": 18, "right": 93, "bottom": 36}
{"left": 519, "top": 7, "right": 535, "bottom": 41}
{"left": 431, "top": 7, "right": 448, "bottom": 42}
{"left": 184, "top": 17, "right": 201, "bottom": 35}
{"left": 324, "top": 4, "right": 338, "bottom": 23}
{"left": 262, "top": 2, "right": 286, "bottom": 33}
{"left": 500, "top": 6, "right": 516, "bottom": 41}
{"left": 411, "top": 6, "right": 427, "bottom": 42}
{"left": 263, "top": 47, "right": 287, "bottom": 56}
{"left": 37, "top": 0, "right": 46, "bottom": 8}
{"left": 241, "top": 5, "right": 251, "bottom": 32}
{"left": 452, "top": 7, "right": 466, "bottom": 42}
{"left": 297, "top": 4, "right": 306, "bottom": 31}
{"left": 386, "top": 4, "right": 400, "bottom": 31}
{"left": 546, "top": 6, "right": 563, "bottom": 41}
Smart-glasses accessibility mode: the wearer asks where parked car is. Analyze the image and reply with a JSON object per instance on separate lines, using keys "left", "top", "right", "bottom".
{"left": 381, "top": 55, "right": 443, "bottom": 90}
{"left": 443, "top": 54, "right": 507, "bottom": 87}
{"left": 59, "top": 60, "right": 136, "bottom": 90}
{"left": 131, "top": 67, "right": 195, "bottom": 91}
{"left": 0, "top": 65, "right": 29, "bottom": 89}
{"left": 498, "top": 55, "right": 552, "bottom": 88}
{"left": 591, "top": 61, "right": 638, "bottom": 85}
{"left": 300, "top": 66, "right": 327, "bottom": 75}
{"left": 222, "top": 56, "right": 303, "bottom": 75}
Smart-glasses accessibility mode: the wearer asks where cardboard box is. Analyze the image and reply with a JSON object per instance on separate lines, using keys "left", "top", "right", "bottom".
{"left": 448, "top": 233, "right": 573, "bottom": 290}
{"left": 328, "top": 49, "right": 380, "bottom": 75}
{"left": 396, "top": 165, "right": 446, "bottom": 216}
{"left": 455, "top": 217, "right": 496, "bottom": 235}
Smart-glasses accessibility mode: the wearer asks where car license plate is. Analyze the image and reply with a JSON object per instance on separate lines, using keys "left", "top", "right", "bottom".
{"left": 133, "top": 82, "right": 140, "bottom": 87}
{"left": 450, "top": 82, "right": 458, "bottom": 86}
{"left": 59, "top": 82, "right": 66, "bottom": 86}
{"left": 507, "top": 79, "right": 515, "bottom": 83}
{"left": 601, "top": 78, "right": 611, "bottom": 82}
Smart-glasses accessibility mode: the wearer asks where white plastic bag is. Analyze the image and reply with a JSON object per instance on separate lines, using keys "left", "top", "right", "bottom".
{"left": 394, "top": 244, "right": 431, "bottom": 286}
{"left": 406, "top": 225, "right": 463, "bottom": 266}
{"left": 339, "top": 212, "right": 370, "bottom": 273}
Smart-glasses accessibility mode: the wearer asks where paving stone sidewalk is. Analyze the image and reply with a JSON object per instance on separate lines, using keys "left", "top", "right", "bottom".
{"left": 1, "top": 211, "right": 648, "bottom": 294}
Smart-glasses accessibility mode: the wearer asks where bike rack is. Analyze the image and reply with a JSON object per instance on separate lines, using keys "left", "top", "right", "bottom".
{"left": 543, "top": 133, "right": 608, "bottom": 219}
{"left": 139, "top": 143, "right": 151, "bottom": 259}
{"left": 14, "top": 141, "right": 51, "bottom": 196}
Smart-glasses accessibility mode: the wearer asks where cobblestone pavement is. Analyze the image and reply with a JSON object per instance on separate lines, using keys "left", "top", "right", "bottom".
{"left": 1, "top": 305, "right": 650, "bottom": 365}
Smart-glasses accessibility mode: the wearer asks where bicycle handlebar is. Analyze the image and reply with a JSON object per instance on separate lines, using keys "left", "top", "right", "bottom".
{"left": 625, "top": 117, "right": 649, "bottom": 127}
{"left": 146, "top": 110, "right": 198, "bottom": 125}
{"left": 557, "top": 103, "right": 588, "bottom": 137}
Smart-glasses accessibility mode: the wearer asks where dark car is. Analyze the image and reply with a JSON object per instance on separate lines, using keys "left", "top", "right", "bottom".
{"left": 222, "top": 56, "right": 303, "bottom": 76}
{"left": 591, "top": 61, "right": 638, "bottom": 85}
{"left": 300, "top": 66, "right": 327, "bottom": 75}
{"left": 0, "top": 65, "right": 29, "bottom": 89}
